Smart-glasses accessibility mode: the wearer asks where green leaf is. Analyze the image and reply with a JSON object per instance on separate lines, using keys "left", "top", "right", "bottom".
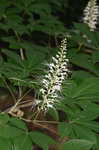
{"left": 9, "top": 117, "right": 27, "bottom": 130}
{"left": 63, "top": 80, "right": 77, "bottom": 97}
{"left": 76, "top": 120, "right": 99, "bottom": 132}
{"left": 0, "top": 113, "right": 9, "bottom": 125}
{"left": 62, "top": 78, "right": 99, "bottom": 107}
{"left": 74, "top": 23, "right": 98, "bottom": 47}
{"left": 71, "top": 53, "right": 96, "bottom": 74}
{"left": 71, "top": 71, "right": 93, "bottom": 85}
{"left": 77, "top": 109, "right": 99, "bottom": 121}
{"left": 2, "top": 49, "right": 21, "bottom": 64}
{"left": 30, "top": 131, "right": 56, "bottom": 150}
{"left": 48, "top": 108, "right": 59, "bottom": 121}
{"left": 71, "top": 78, "right": 99, "bottom": 99}
{"left": 92, "top": 50, "right": 99, "bottom": 63}
{"left": 58, "top": 122, "right": 72, "bottom": 137}
{"left": 56, "top": 102, "right": 74, "bottom": 117}
{"left": 0, "top": 123, "right": 24, "bottom": 138}
{"left": 0, "top": 137, "right": 11, "bottom": 150}
{"left": 96, "top": 135, "right": 99, "bottom": 150}
{"left": 66, "top": 103, "right": 99, "bottom": 122}
{"left": 72, "top": 124, "right": 97, "bottom": 143}
{"left": 71, "top": 101, "right": 99, "bottom": 121}
{"left": 60, "top": 139, "right": 93, "bottom": 150}
{"left": 13, "top": 134, "right": 32, "bottom": 150}
{"left": 74, "top": 23, "right": 90, "bottom": 34}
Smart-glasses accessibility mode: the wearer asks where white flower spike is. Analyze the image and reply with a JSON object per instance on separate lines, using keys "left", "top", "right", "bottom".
{"left": 39, "top": 37, "right": 70, "bottom": 111}
{"left": 83, "top": 0, "right": 99, "bottom": 31}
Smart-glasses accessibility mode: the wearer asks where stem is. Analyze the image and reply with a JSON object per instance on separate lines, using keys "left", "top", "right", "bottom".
{"left": 2, "top": 77, "right": 16, "bottom": 103}
{"left": 20, "top": 48, "right": 25, "bottom": 60}
{"left": 14, "top": 31, "right": 25, "bottom": 60}
{"left": 9, "top": 88, "right": 33, "bottom": 113}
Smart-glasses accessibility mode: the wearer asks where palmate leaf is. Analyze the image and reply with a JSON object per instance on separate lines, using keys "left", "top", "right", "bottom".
{"left": 31, "top": 19, "right": 66, "bottom": 35}
{"left": 58, "top": 122, "right": 97, "bottom": 144}
{"left": 8, "top": 117, "right": 27, "bottom": 131}
{"left": 70, "top": 53, "right": 97, "bottom": 75}
{"left": 75, "top": 109, "right": 99, "bottom": 121}
{"left": 60, "top": 139, "right": 93, "bottom": 150}
{"left": 30, "top": 131, "right": 56, "bottom": 150}
{"left": 2, "top": 44, "right": 46, "bottom": 71}
{"left": 56, "top": 101, "right": 75, "bottom": 118}
{"left": 72, "top": 78, "right": 99, "bottom": 100}
{"left": 58, "top": 110, "right": 98, "bottom": 147}
{"left": 0, "top": 114, "right": 27, "bottom": 139}
{"left": 71, "top": 71, "right": 93, "bottom": 84}
{"left": 0, "top": 113, "right": 9, "bottom": 125}
{"left": 0, "top": 123, "right": 24, "bottom": 138}
{"left": 10, "top": 78, "right": 37, "bottom": 88}
{"left": 63, "top": 78, "right": 99, "bottom": 103}
{"left": 60, "top": 77, "right": 99, "bottom": 137}
{"left": 62, "top": 101, "right": 99, "bottom": 122}
{"left": 76, "top": 120, "right": 99, "bottom": 133}
{"left": 13, "top": 134, "right": 33, "bottom": 150}
{"left": 2, "top": 63, "right": 27, "bottom": 78}
{"left": 2, "top": 49, "right": 22, "bottom": 64}
{"left": 1, "top": 47, "right": 46, "bottom": 87}
{"left": 72, "top": 124, "right": 97, "bottom": 143}
{"left": 62, "top": 80, "right": 77, "bottom": 97}
{"left": 0, "top": 137, "right": 12, "bottom": 150}
{"left": 25, "top": 49, "right": 46, "bottom": 71}
{"left": 58, "top": 122, "right": 73, "bottom": 138}
{"left": 0, "top": 113, "right": 32, "bottom": 150}
{"left": 47, "top": 107, "right": 59, "bottom": 121}
{"left": 77, "top": 101, "right": 99, "bottom": 120}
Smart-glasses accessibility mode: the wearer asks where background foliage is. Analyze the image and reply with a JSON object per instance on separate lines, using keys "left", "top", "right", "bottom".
{"left": 0, "top": 0, "right": 99, "bottom": 150}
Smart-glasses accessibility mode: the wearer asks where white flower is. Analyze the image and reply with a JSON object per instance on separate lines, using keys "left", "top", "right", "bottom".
{"left": 39, "top": 37, "right": 70, "bottom": 111}
{"left": 83, "top": 0, "right": 99, "bottom": 31}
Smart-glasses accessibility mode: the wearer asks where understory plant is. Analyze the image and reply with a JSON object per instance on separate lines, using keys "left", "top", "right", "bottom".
{"left": 0, "top": 0, "right": 99, "bottom": 150}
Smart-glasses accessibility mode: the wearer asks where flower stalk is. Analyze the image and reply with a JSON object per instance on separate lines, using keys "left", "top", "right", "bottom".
{"left": 39, "top": 38, "right": 69, "bottom": 111}
{"left": 83, "top": 0, "right": 99, "bottom": 31}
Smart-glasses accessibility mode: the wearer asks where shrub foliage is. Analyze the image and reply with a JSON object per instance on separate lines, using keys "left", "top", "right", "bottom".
{"left": 0, "top": 0, "right": 99, "bottom": 150}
